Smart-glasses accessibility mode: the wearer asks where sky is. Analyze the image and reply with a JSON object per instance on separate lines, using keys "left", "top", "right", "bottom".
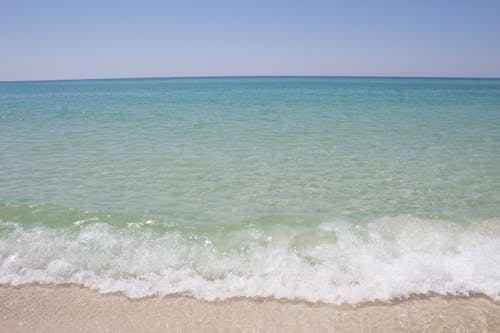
{"left": 1, "top": 0, "right": 500, "bottom": 81}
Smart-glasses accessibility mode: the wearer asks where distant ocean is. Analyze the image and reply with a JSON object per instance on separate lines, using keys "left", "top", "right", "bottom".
{"left": 1, "top": 77, "right": 499, "bottom": 304}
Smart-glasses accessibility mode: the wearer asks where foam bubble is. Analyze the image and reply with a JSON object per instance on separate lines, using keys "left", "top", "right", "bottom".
{"left": 1, "top": 215, "right": 499, "bottom": 304}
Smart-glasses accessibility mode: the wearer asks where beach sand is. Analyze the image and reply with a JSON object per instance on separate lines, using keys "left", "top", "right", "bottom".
{"left": 1, "top": 285, "right": 499, "bottom": 332}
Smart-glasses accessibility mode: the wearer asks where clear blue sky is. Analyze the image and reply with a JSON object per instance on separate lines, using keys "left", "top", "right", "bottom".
{"left": 1, "top": 0, "right": 500, "bottom": 81}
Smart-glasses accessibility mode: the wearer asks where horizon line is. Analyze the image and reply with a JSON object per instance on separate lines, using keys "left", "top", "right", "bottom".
{"left": 1, "top": 74, "right": 500, "bottom": 83}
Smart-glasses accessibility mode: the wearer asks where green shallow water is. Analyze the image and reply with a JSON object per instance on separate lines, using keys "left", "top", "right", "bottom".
{"left": 1, "top": 77, "right": 499, "bottom": 227}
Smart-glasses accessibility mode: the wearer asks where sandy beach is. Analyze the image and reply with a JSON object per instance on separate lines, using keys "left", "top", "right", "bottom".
{"left": 0, "top": 285, "right": 498, "bottom": 332}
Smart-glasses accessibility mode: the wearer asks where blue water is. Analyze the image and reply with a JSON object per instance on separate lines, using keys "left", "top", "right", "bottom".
{"left": 1, "top": 77, "right": 499, "bottom": 303}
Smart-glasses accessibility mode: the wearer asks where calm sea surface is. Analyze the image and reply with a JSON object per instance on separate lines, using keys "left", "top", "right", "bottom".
{"left": 1, "top": 77, "right": 499, "bottom": 303}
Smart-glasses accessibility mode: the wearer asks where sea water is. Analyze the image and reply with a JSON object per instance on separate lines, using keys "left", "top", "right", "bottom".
{"left": 1, "top": 77, "right": 499, "bottom": 304}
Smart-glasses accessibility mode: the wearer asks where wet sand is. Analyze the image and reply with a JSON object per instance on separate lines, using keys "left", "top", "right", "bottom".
{"left": 1, "top": 285, "right": 499, "bottom": 332}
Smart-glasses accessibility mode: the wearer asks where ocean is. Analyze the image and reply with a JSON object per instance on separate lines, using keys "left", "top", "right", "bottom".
{"left": 1, "top": 77, "right": 499, "bottom": 304}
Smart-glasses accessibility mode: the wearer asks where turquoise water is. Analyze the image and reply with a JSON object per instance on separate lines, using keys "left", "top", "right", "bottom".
{"left": 1, "top": 77, "right": 499, "bottom": 303}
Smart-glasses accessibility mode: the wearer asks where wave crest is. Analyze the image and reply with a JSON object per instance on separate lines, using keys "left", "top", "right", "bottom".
{"left": 1, "top": 215, "right": 499, "bottom": 304}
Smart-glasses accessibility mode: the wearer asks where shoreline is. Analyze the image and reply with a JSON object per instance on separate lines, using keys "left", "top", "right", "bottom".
{"left": 1, "top": 285, "right": 499, "bottom": 332}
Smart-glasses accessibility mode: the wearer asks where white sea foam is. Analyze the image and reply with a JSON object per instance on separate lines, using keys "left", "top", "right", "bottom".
{"left": 1, "top": 215, "right": 499, "bottom": 304}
